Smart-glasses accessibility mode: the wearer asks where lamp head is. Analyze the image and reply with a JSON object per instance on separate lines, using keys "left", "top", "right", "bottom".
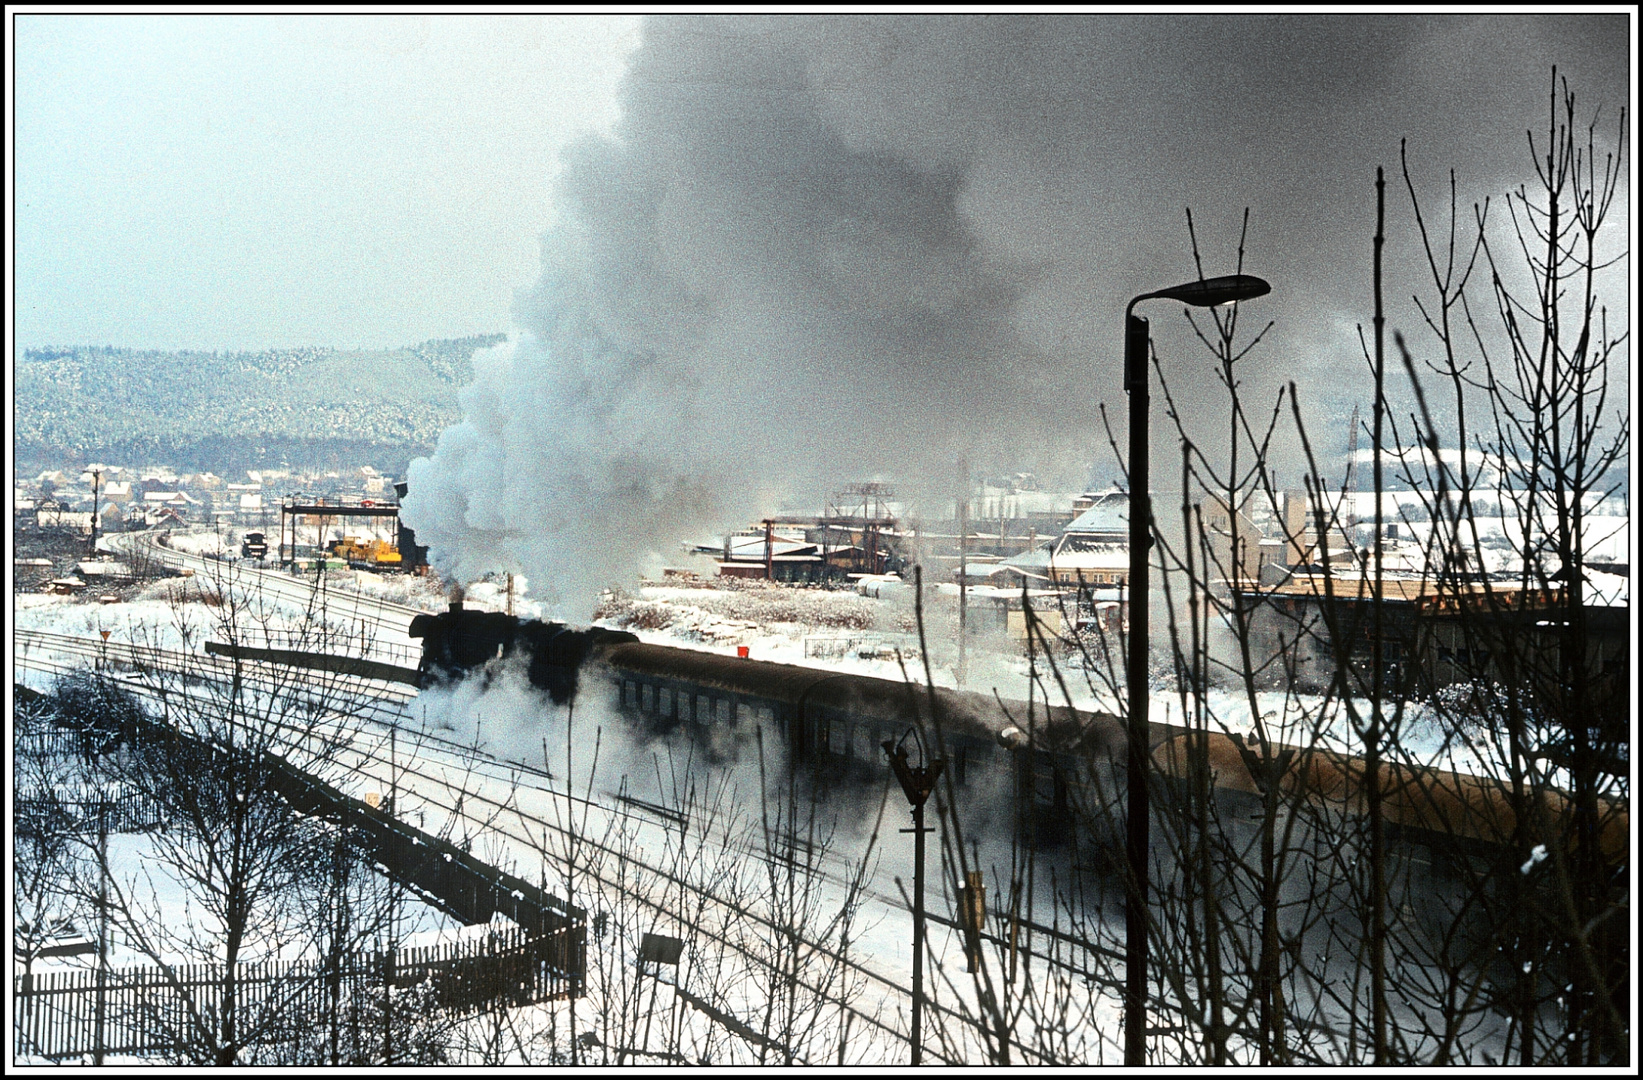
{"left": 1149, "top": 274, "right": 1270, "bottom": 307}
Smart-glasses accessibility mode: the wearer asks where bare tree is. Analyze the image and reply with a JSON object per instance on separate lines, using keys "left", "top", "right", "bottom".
{"left": 58, "top": 555, "right": 401, "bottom": 1064}
{"left": 13, "top": 692, "right": 97, "bottom": 1028}
{"left": 1380, "top": 68, "right": 1629, "bottom": 1064}
{"left": 890, "top": 70, "right": 1627, "bottom": 1069}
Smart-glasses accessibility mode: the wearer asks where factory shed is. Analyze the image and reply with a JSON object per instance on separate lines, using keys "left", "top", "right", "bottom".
{"left": 717, "top": 554, "right": 828, "bottom": 582}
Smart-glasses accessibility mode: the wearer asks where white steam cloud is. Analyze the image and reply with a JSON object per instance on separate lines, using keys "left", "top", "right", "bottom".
{"left": 402, "top": 14, "right": 1626, "bottom": 615}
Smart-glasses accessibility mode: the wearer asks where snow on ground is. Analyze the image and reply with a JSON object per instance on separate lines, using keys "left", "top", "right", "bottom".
{"left": 16, "top": 561, "right": 1575, "bottom": 1064}
{"left": 161, "top": 531, "right": 225, "bottom": 556}
{"left": 21, "top": 830, "right": 452, "bottom": 982}
{"left": 329, "top": 687, "right": 1129, "bottom": 1065}
{"left": 13, "top": 578, "right": 356, "bottom": 656}
{"left": 331, "top": 566, "right": 452, "bottom": 614}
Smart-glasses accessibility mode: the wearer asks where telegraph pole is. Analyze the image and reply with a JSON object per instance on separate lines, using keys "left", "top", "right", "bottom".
{"left": 94, "top": 798, "right": 109, "bottom": 1065}
{"left": 88, "top": 467, "right": 102, "bottom": 557}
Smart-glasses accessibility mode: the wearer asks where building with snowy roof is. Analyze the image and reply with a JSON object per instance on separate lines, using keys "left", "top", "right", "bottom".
{"left": 1046, "top": 491, "right": 1132, "bottom": 588}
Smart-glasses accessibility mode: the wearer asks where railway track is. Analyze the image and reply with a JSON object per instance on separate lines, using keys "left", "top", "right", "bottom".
{"left": 14, "top": 627, "right": 1048, "bottom": 1062}
{"left": 12, "top": 628, "right": 420, "bottom": 710}
{"left": 103, "top": 530, "right": 432, "bottom": 638}
{"left": 13, "top": 627, "right": 1383, "bottom": 1063}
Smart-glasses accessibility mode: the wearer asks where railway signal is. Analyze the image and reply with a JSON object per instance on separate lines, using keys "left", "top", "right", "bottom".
{"left": 884, "top": 731, "right": 944, "bottom": 1067}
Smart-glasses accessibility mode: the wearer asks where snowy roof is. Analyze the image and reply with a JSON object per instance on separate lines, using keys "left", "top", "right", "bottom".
{"left": 720, "top": 535, "right": 817, "bottom": 560}
{"left": 957, "top": 562, "right": 1012, "bottom": 581}
{"left": 1586, "top": 570, "right": 1628, "bottom": 608}
{"left": 1065, "top": 492, "right": 1130, "bottom": 535}
{"left": 1002, "top": 547, "right": 1054, "bottom": 571}
{"left": 76, "top": 561, "right": 133, "bottom": 577}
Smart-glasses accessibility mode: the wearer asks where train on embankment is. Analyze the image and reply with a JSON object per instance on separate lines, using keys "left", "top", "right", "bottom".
{"left": 408, "top": 604, "right": 1627, "bottom": 869}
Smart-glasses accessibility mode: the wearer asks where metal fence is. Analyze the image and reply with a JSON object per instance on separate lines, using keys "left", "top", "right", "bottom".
{"left": 14, "top": 925, "right": 579, "bottom": 1063}
{"left": 15, "top": 793, "right": 164, "bottom": 835}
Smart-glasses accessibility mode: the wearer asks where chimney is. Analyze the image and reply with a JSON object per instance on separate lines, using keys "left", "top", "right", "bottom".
{"left": 1285, "top": 489, "right": 1310, "bottom": 568}
{"left": 449, "top": 583, "right": 465, "bottom": 612}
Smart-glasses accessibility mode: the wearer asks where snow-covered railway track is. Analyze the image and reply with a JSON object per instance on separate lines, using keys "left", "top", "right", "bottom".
{"left": 15, "top": 625, "right": 1364, "bottom": 1063}
{"left": 12, "top": 628, "right": 419, "bottom": 711}
{"left": 349, "top": 733, "right": 1367, "bottom": 1066}
{"left": 104, "top": 530, "right": 429, "bottom": 638}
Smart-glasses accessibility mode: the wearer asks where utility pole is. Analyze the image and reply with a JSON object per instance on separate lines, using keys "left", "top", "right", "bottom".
{"left": 88, "top": 467, "right": 103, "bottom": 557}
{"left": 885, "top": 734, "right": 944, "bottom": 1066}
{"left": 384, "top": 725, "right": 397, "bottom": 1065}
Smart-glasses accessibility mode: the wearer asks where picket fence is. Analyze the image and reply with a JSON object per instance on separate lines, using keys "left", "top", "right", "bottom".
{"left": 14, "top": 925, "right": 579, "bottom": 1063}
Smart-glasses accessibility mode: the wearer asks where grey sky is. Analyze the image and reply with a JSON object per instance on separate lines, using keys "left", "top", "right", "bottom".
{"left": 14, "top": 13, "right": 642, "bottom": 350}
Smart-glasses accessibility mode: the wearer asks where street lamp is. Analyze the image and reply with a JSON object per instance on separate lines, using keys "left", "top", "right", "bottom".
{"left": 1122, "top": 273, "right": 1269, "bottom": 1065}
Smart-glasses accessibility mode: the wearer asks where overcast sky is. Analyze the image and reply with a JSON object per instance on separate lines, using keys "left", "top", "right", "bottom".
{"left": 13, "top": 13, "right": 642, "bottom": 350}
{"left": 13, "top": 12, "right": 1627, "bottom": 364}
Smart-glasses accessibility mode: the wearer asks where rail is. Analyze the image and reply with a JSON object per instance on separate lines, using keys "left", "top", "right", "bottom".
{"left": 12, "top": 629, "right": 420, "bottom": 708}
{"left": 105, "top": 530, "right": 432, "bottom": 630}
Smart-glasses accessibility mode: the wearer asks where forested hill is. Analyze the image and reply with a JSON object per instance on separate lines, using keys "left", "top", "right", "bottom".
{"left": 16, "top": 335, "right": 504, "bottom": 473}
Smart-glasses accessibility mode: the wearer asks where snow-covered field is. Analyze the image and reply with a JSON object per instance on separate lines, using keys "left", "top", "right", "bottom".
{"left": 19, "top": 831, "right": 453, "bottom": 981}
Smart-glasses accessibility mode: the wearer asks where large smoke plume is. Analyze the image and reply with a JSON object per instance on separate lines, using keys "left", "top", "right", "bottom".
{"left": 402, "top": 14, "right": 1626, "bottom": 616}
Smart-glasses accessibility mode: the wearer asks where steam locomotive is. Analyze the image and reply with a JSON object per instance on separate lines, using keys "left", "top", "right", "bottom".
{"left": 409, "top": 604, "right": 640, "bottom": 706}
{"left": 408, "top": 605, "right": 1628, "bottom": 866}
{"left": 409, "top": 602, "right": 1108, "bottom": 838}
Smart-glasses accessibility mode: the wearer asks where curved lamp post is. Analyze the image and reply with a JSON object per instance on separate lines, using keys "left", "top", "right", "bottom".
{"left": 1123, "top": 273, "right": 1269, "bottom": 1065}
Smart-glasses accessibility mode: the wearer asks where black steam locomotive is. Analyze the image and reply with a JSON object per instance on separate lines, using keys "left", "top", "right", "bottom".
{"left": 409, "top": 606, "right": 639, "bottom": 705}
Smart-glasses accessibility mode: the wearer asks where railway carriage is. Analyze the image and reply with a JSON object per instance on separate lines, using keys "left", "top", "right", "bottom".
{"left": 410, "top": 606, "right": 1627, "bottom": 868}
